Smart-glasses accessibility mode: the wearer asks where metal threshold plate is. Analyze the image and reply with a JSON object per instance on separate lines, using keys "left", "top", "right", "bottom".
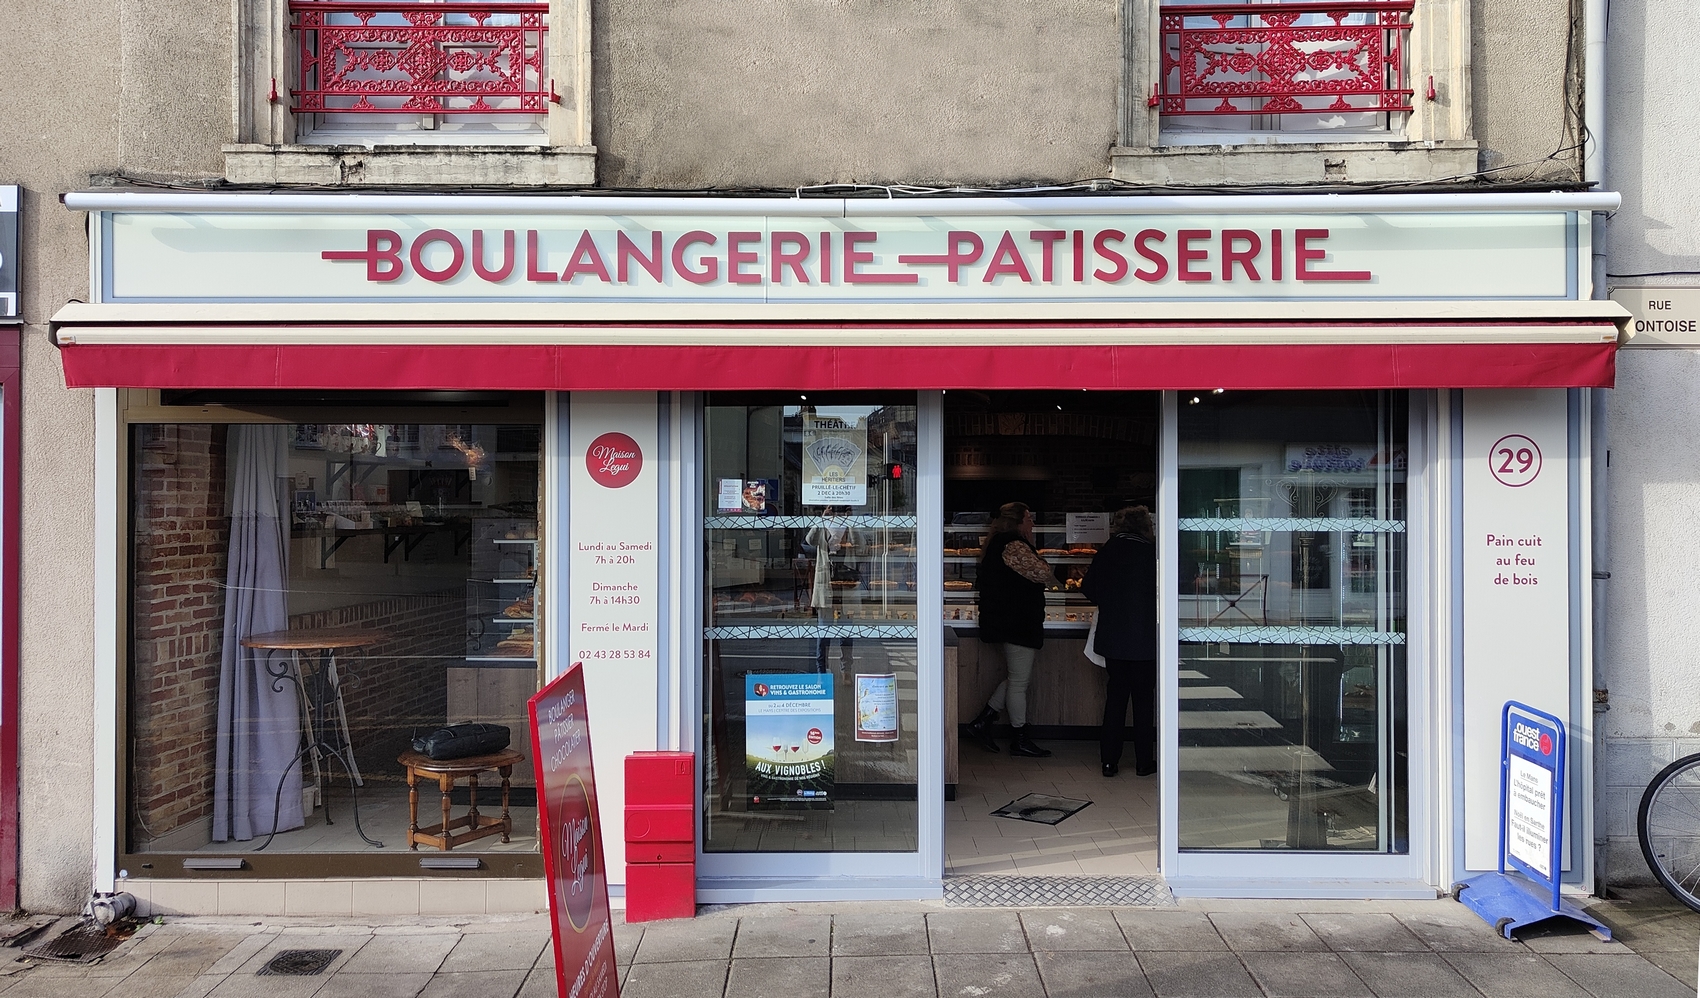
{"left": 943, "top": 875, "right": 1175, "bottom": 908}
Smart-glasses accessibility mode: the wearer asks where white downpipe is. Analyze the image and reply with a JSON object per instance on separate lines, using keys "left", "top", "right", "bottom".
{"left": 1583, "top": 0, "right": 1611, "bottom": 890}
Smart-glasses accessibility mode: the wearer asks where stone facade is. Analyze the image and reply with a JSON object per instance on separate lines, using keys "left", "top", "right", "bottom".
{"left": 0, "top": 0, "right": 1594, "bottom": 911}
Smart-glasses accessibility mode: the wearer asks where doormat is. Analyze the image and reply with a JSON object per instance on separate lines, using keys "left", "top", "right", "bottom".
{"left": 21, "top": 920, "right": 128, "bottom": 963}
{"left": 992, "top": 793, "right": 1092, "bottom": 825}
{"left": 258, "top": 949, "right": 343, "bottom": 976}
{"left": 944, "top": 875, "right": 1175, "bottom": 908}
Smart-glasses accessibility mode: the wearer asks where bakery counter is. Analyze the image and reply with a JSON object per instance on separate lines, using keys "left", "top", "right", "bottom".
{"left": 950, "top": 631, "right": 1107, "bottom": 728}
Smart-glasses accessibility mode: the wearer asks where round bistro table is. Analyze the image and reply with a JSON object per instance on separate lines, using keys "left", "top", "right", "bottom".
{"left": 241, "top": 627, "right": 388, "bottom": 849}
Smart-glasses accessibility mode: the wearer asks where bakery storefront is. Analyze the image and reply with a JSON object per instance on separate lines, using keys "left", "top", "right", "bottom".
{"left": 52, "top": 191, "right": 1624, "bottom": 910}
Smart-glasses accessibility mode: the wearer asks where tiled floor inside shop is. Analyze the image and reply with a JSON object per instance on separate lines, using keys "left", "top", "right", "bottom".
{"left": 191, "top": 784, "right": 540, "bottom": 854}
{"left": 948, "top": 738, "right": 1158, "bottom": 877}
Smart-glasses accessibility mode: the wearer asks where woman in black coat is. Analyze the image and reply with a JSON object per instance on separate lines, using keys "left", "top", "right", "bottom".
{"left": 1080, "top": 506, "right": 1158, "bottom": 777}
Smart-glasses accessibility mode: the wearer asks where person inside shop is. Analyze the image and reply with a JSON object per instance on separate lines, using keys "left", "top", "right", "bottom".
{"left": 803, "top": 506, "right": 858, "bottom": 672}
{"left": 1081, "top": 505, "right": 1158, "bottom": 778}
{"left": 963, "top": 501, "right": 1055, "bottom": 758}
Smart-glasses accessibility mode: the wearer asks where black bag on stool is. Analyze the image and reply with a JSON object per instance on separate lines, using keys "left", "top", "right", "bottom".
{"left": 412, "top": 723, "right": 511, "bottom": 760}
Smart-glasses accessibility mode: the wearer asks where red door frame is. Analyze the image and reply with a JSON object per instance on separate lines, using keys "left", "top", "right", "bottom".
{"left": 0, "top": 325, "right": 20, "bottom": 908}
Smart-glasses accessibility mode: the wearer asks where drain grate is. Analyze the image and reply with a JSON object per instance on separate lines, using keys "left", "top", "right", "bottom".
{"left": 944, "top": 875, "right": 1175, "bottom": 908}
{"left": 21, "top": 921, "right": 126, "bottom": 963}
{"left": 258, "top": 949, "right": 343, "bottom": 976}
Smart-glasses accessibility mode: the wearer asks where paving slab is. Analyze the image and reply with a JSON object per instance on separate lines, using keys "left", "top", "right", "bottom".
{"left": 0, "top": 973, "right": 125, "bottom": 998}
{"left": 925, "top": 911, "right": 1029, "bottom": 954}
{"left": 416, "top": 969, "right": 527, "bottom": 998}
{"left": 1517, "top": 926, "right": 1626, "bottom": 954}
{"left": 931, "top": 953, "right": 1046, "bottom": 998}
{"left": 610, "top": 925, "right": 642, "bottom": 965}
{"left": 1115, "top": 910, "right": 1229, "bottom": 951}
{"left": 1238, "top": 952, "right": 1372, "bottom": 998}
{"left": 135, "top": 933, "right": 253, "bottom": 978}
{"left": 832, "top": 954, "right": 937, "bottom": 998}
{"left": 1396, "top": 910, "right": 1524, "bottom": 952}
{"left": 312, "top": 970, "right": 433, "bottom": 998}
{"left": 1134, "top": 951, "right": 1263, "bottom": 998}
{"left": 1207, "top": 912, "right": 1328, "bottom": 952}
{"left": 732, "top": 915, "right": 832, "bottom": 958}
{"left": 724, "top": 956, "right": 829, "bottom": 998}
{"left": 1033, "top": 950, "right": 1152, "bottom": 998}
{"left": 1338, "top": 952, "right": 1482, "bottom": 998}
{"left": 831, "top": 913, "right": 930, "bottom": 956}
{"left": 1542, "top": 952, "right": 1694, "bottom": 998}
{"left": 204, "top": 973, "right": 333, "bottom": 998}
{"left": 336, "top": 932, "right": 459, "bottom": 975}
{"left": 1442, "top": 952, "right": 1593, "bottom": 998}
{"left": 516, "top": 967, "right": 560, "bottom": 998}
{"left": 629, "top": 917, "right": 738, "bottom": 963}
{"left": 1299, "top": 912, "right": 1427, "bottom": 952}
{"left": 621, "top": 958, "right": 729, "bottom": 998}
{"left": 97, "top": 974, "right": 200, "bottom": 998}
{"left": 437, "top": 930, "right": 550, "bottom": 972}
{"left": 1639, "top": 948, "right": 1700, "bottom": 990}
{"left": 1019, "top": 909, "right": 1130, "bottom": 951}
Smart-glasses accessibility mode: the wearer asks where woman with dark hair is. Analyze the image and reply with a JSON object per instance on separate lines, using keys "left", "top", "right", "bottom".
{"left": 1082, "top": 506, "right": 1158, "bottom": 777}
{"left": 963, "top": 501, "right": 1056, "bottom": 758}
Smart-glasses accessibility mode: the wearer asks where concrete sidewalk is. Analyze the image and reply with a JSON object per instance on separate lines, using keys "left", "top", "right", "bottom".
{"left": 0, "top": 891, "right": 1694, "bottom": 998}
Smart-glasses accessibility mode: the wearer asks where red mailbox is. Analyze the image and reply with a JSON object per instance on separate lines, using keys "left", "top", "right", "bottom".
{"left": 624, "top": 751, "right": 695, "bottom": 922}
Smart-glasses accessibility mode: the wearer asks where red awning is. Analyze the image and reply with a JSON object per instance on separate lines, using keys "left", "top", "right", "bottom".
{"left": 49, "top": 300, "right": 1628, "bottom": 391}
{"left": 57, "top": 339, "right": 1614, "bottom": 391}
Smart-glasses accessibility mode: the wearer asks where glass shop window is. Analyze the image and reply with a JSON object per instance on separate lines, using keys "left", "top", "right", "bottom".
{"left": 126, "top": 417, "right": 542, "bottom": 863}
{"left": 1177, "top": 390, "right": 1408, "bottom": 853}
{"left": 700, "top": 393, "right": 921, "bottom": 854}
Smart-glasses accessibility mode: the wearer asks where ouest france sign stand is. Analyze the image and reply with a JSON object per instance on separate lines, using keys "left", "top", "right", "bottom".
{"left": 1457, "top": 701, "right": 1610, "bottom": 940}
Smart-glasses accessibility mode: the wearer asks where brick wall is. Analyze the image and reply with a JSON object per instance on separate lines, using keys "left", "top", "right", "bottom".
{"left": 129, "top": 424, "right": 230, "bottom": 849}
{"left": 286, "top": 590, "right": 463, "bottom": 789}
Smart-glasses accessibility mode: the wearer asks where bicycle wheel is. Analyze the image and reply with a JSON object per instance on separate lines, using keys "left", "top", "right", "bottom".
{"left": 1638, "top": 752, "right": 1700, "bottom": 913}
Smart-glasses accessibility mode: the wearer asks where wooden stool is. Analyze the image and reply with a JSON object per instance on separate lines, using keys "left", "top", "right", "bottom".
{"left": 398, "top": 749, "right": 525, "bottom": 851}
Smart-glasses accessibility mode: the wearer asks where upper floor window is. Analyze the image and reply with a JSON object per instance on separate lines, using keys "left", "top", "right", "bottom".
{"left": 290, "top": 0, "right": 548, "bottom": 144}
{"left": 1156, "top": 0, "right": 1414, "bottom": 142}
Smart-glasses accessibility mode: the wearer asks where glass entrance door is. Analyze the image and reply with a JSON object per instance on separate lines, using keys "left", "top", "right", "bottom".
{"left": 696, "top": 393, "right": 941, "bottom": 896}
{"left": 1164, "top": 390, "right": 1423, "bottom": 887}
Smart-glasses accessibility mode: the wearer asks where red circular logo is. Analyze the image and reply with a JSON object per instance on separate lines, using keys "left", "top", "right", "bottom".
{"left": 1539, "top": 733, "right": 1553, "bottom": 755}
{"left": 806, "top": 728, "right": 823, "bottom": 745}
{"left": 586, "top": 432, "right": 643, "bottom": 488}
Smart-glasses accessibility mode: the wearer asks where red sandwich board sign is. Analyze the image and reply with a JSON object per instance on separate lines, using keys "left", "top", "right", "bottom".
{"left": 529, "top": 663, "right": 620, "bottom": 998}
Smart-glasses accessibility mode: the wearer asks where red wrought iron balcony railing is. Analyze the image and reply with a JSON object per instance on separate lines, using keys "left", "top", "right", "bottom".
{"left": 290, "top": 1, "right": 548, "bottom": 116}
{"left": 1157, "top": 1, "right": 1414, "bottom": 117}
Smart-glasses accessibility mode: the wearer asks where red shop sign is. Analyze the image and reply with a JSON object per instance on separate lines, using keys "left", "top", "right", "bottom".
{"left": 529, "top": 663, "right": 620, "bottom": 998}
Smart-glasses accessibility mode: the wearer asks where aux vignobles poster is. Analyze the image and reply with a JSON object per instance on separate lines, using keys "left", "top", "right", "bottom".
{"left": 745, "top": 674, "right": 835, "bottom": 808}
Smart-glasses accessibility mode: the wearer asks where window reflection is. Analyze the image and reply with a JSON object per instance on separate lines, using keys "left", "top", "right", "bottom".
{"left": 1176, "top": 391, "right": 1408, "bottom": 853}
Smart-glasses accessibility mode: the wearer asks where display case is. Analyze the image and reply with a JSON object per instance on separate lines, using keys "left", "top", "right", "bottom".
{"left": 942, "top": 518, "right": 1099, "bottom": 631}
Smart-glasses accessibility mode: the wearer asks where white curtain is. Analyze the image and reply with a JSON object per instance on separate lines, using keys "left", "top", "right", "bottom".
{"left": 213, "top": 424, "right": 303, "bottom": 842}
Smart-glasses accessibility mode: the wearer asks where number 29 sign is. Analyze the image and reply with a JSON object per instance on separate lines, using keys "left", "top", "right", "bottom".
{"left": 1489, "top": 434, "right": 1542, "bottom": 488}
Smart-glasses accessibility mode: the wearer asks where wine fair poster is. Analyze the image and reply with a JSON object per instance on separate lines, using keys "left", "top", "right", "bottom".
{"left": 745, "top": 673, "right": 835, "bottom": 809}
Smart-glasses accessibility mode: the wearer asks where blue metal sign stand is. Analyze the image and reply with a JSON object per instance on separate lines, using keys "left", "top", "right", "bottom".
{"left": 1457, "top": 701, "right": 1610, "bottom": 940}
